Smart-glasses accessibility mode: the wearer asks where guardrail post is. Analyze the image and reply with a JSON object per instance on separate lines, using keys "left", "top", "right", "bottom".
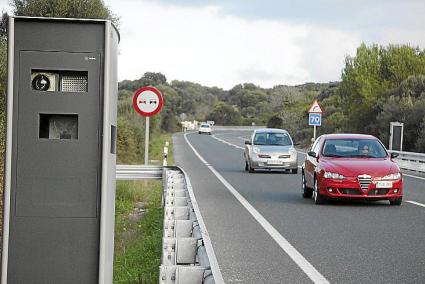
{"left": 163, "top": 141, "right": 169, "bottom": 166}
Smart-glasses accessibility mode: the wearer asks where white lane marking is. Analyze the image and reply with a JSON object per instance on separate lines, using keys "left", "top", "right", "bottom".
{"left": 213, "top": 132, "right": 236, "bottom": 137}
{"left": 403, "top": 173, "right": 425, "bottom": 181}
{"left": 407, "top": 201, "right": 425, "bottom": 208}
{"left": 184, "top": 133, "right": 330, "bottom": 284}
{"left": 238, "top": 136, "right": 249, "bottom": 141}
{"left": 212, "top": 135, "right": 244, "bottom": 150}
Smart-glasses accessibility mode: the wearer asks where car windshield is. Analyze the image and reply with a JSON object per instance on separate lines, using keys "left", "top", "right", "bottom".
{"left": 253, "top": 132, "right": 292, "bottom": 146}
{"left": 322, "top": 139, "right": 387, "bottom": 158}
{"left": 201, "top": 124, "right": 210, "bottom": 128}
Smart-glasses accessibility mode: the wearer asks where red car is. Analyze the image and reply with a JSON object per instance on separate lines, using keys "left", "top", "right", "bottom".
{"left": 302, "top": 134, "right": 403, "bottom": 205}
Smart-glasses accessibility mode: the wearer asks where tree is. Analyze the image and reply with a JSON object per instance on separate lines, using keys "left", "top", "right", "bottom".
{"left": 140, "top": 72, "right": 167, "bottom": 86}
{"left": 10, "top": 0, "right": 119, "bottom": 25}
{"left": 267, "top": 115, "right": 283, "bottom": 129}
{"left": 416, "top": 117, "right": 425, "bottom": 152}
{"left": 372, "top": 75, "right": 425, "bottom": 150}
{"left": 338, "top": 43, "right": 425, "bottom": 137}
{"left": 206, "top": 102, "right": 241, "bottom": 125}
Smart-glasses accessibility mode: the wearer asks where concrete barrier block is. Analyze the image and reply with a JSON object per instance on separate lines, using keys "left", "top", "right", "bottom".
{"left": 176, "top": 238, "right": 198, "bottom": 264}
{"left": 175, "top": 266, "right": 205, "bottom": 284}
{"left": 175, "top": 220, "right": 194, "bottom": 238}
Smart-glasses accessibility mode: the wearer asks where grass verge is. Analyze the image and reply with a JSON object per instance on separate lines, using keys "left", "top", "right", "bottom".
{"left": 113, "top": 132, "right": 174, "bottom": 283}
{"left": 114, "top": 180, "right": 163, "bottom": 283}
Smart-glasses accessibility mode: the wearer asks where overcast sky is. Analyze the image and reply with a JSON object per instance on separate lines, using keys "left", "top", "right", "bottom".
{"left": 2, "top": 0, "right": 425, "bottom": 89}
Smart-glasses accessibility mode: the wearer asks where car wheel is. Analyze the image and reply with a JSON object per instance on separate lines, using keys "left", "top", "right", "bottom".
{"left": 389, "top": 197, "right": 402, "bottom": 206}
{"left": 245, "top": 161, "right": 248, "bottom": 171}
{"left": 292, "top": 168, "right": 298, "bottom": 174}
{"left": 198, "top": 131, "right": 201, "bottom": 134}
{"left": 313, "top": 178, "right": 325, "bottom": 205}
{"left": 302, "top": 171, "right": 313, "bottom": 198}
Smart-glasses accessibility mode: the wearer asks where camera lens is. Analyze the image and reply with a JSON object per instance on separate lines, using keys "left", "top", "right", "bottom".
{"left": 32, "top": 74, "right": 51, "bottom": 91}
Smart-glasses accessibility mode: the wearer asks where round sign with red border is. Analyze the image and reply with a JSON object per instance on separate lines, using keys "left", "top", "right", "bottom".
{"left": 132, "top": 86, "right": 163, "bottom": 117}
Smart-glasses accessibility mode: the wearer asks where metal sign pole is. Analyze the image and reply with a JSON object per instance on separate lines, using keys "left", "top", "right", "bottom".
{"left": 145, "top": 116, "right": 150, "bottom": 165}
{"left": 314, "top": 125, "right": 316, "bottom": 142}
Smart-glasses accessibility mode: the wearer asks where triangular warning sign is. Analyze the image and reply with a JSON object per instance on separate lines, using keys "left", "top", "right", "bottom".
{"left": 307, "top": 99, "right": 323, "bottom": 113}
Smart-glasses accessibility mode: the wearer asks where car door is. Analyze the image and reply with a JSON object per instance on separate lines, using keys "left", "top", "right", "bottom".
{"left": 305, "top": 136, "right": 323, "bottom": 188}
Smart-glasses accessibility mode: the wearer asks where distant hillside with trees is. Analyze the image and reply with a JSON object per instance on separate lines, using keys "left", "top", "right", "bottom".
{"left": 117, "top": 73, "right": 333, "bottom": 159}
{"left": 117, "top": 43, "right": 425, "bottom": 156}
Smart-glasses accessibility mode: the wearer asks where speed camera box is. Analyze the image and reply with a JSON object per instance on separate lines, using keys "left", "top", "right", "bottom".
{"left": 2, "top": 17, "right": 119, "bottom": 283}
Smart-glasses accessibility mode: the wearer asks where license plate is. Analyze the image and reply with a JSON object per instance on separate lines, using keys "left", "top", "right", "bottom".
{"left": 267, "top": 160, "right": 284, "bottom": 165}
{"left": 376, "top": 181, "right": 393, "bottom": 188}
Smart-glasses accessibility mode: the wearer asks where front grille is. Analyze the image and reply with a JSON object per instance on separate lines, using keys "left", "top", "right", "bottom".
{"left": 278, "top": 154, "right": 290, "bottom": 159}
{"left": 358, "top": 175, "right": 372, "bottom": 191}
{"left": 339, "top": 188, "right": 361, "bottom": 195}
{"left": 368, "top": 189, "right": 389, "bottom": 196}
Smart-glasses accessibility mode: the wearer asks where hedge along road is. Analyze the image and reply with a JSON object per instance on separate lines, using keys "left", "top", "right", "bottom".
{"left": 173, "top": 130, "right": 425, "bottom": 284}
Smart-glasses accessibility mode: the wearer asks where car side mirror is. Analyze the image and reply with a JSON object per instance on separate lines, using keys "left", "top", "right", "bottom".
{"left": 307, "top": 151, "right": 317, "bottom": 158}
{"left": 390, "top": 152, "right": 399, "bottom": 159}
{"left": 245, "top": 140, "right": 251, "bottom": 145}
{"left": 293, "top": 142, "right": 300, "bottom": 146}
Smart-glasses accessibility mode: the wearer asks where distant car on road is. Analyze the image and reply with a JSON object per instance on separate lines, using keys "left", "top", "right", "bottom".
{"left": 198, "top": 123, "right": 212, "bottom": 135}
{"left": 301, "top": 133, "right": 403, "bottom": 205}
{"left": 244, "top": 128, "right": 298, "bottom": 173}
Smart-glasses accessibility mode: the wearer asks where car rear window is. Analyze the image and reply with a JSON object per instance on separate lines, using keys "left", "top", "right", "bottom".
{"left": 322, "top": 139, "right": 387, "bottom": 158}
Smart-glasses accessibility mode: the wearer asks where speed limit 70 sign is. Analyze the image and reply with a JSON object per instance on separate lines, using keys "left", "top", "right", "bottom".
{"left": 309, "top": 113, "right": 321, "bottom": 126}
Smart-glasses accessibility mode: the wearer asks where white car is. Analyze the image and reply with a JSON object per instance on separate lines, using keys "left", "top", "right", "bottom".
{"left": 244, "top": 128, "right": 298, "bottom": 173}
{"left": 198, "top": 123, "right": 212, "bottom": 135}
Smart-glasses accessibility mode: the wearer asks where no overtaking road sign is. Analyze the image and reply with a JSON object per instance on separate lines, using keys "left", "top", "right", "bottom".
{"left": 133, "top": 86, "right": 163, "bottom": 117}
{"left": 132, "top": 86, "right": 164, "bottom": 165}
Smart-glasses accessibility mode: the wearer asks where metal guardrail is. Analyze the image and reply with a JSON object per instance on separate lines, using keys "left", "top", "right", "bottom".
{"left": 389, "top": 150, "right": 425, "bottom": 173}
{"left": 115, "top": 163, "right": 222, "bottom": 283}
{"left": 116, "top": 165, "right": 163, "bottom": 180}
{"left": 160, "top": 167, "right": 223, "bottom": 284}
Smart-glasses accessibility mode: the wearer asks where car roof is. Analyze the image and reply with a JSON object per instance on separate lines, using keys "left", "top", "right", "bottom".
{"left": 322, "top": 133, "right": 378, "bottom": 140}
{"left": 254, "top": 128, "right": 289, "bottom": 134}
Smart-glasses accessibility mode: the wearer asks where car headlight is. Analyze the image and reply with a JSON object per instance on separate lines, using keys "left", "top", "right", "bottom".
{"left": 324, "top": 172, "right": 345, "bottom": 179}
{"left": 253, "top": 147, "right": 260, "bottom": 154}
{"left": 375, "top": 172, "right": 401, "bottom": 181}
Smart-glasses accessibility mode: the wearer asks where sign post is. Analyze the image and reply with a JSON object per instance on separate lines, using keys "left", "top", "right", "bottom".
{"left": 307, "top": 99, "right": 323, "bottom": 142}
{"left": 145, "top": 117, "right": 150, "bottom": 165}
{"left": 133, "top": 86, "right": 164, "bottom": 165}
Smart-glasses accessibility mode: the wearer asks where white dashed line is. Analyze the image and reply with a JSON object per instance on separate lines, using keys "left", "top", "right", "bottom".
{"left": 407, "top": 201, "right": 425, "bottom": 208}
{"left": 212, "top": 135, "right": 244, "bottom": 150}
{"left": 403, "top": 174, "right": 425, "bottom": 181}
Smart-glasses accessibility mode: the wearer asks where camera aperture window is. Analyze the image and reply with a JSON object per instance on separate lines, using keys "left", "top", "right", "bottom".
{"left": 32, "top": 70, "right": 88, "bottom": 93}
{"left": 39, "top": 114, "right": 78, "bottom": 140}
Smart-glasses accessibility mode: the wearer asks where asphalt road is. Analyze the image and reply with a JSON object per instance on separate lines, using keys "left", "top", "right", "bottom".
{"left": 173, "top": 130, "right": 425, "bottom": 284}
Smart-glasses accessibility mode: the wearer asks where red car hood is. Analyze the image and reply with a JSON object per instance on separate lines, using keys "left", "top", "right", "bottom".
{"left": 320, "top": 157, "right": 399, "bottom": 177}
